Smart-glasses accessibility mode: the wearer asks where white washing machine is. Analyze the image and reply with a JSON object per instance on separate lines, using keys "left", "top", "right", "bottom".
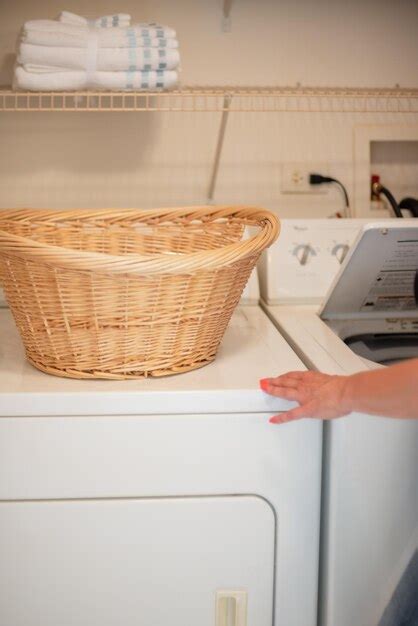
{"left": 0, "top": 275, "right": 322, "bottom": 626}
{"left": 260, "top": 219, "right": 418, "bottom": 626}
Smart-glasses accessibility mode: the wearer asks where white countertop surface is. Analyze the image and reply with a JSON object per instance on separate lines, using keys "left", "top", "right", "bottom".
{"left": 0, "top": 306, "right": 305, "bottom": 417}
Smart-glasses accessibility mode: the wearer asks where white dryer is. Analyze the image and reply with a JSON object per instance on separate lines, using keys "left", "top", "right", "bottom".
{"left": 0, "top": 281, "right": 322, "bottom": 626}
{"left": 261, "top": 219, "right": 418, "bottom": 626}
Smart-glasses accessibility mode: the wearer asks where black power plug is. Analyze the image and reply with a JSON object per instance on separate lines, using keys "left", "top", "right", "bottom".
{"left": 309, "top": 173, "right": 350, "bottom": 216}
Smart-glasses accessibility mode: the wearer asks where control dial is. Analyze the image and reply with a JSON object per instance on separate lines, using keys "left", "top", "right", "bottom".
{"left": 331, "top": 243, "right": 350, "bottom": 264}
{"left": 293, "top": 244, "right": 316, "bottom": 265}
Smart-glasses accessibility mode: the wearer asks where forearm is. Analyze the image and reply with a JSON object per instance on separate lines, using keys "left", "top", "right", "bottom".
{"left": 344, "top": 358, "right": 418, "bottom": 419}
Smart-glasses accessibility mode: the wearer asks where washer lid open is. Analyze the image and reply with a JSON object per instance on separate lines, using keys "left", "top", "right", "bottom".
{"left": 320, "top": 221, "right": 418, "bottom": 321}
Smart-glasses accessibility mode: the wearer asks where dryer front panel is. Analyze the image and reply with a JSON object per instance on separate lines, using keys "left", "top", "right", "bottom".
{"left": 0, "top": 496, "right": 275, "bottom": 626}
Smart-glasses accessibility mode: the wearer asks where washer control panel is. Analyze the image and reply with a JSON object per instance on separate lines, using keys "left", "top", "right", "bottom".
{"left": 259, "top": 218, "right": 372, "bottom": 304}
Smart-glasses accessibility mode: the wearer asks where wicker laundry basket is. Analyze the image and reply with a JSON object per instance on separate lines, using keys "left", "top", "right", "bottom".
{"left": 0, "top": 206, "right": 279, "bottom": 379}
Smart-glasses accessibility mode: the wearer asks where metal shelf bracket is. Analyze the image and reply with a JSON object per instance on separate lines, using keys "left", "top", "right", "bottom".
{"left": 222, "top": 0, "right": 233, "bottom": 32}
{"left": 207, "top": 93, "right": 232, "bottom": 202}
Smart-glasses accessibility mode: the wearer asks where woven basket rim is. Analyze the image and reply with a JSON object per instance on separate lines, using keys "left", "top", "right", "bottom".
{"left": 0, "top": 205, "right": 280, "bottom": 275}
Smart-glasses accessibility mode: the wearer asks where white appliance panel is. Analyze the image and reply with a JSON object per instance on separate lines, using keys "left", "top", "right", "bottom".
{"left": 0, "top": 302, "right": 322, "bottom": 626}
{"left": 0, "top": 496, "right": 274, "bottom": 626}
{"left": 265, "top": 304, "right": 418, "bottom": 626}
{"left": 259, "top": 219, "right": 372, "bottom": 305}
{"left": 260, "top": 216, "right": 418, "bottom": 626}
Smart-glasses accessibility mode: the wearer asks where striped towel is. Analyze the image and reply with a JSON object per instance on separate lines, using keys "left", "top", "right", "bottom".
{"left": 22, "top": 20, "right": 178, "bottom": 48}
{"left": 19, "top": 43, "right": 180, "bottom": 72}
{"left": 14, "top": 65, "right": 179, "bottom": 91}
{"left": 58, "top": 11, "right": 132, "bottom": 28}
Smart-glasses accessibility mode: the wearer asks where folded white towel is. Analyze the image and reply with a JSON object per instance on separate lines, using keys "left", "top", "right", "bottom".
{"left": 22, "top": 20, "right": 177, "bottom": 48}
{"left": 14, "top": 65, "right": 179, "bottom": 91}
{"left": 19, "top": 43, "right": 180, "bottom": 72}
{"left": 59, "top": 11, "right": 131, "bottom": 28}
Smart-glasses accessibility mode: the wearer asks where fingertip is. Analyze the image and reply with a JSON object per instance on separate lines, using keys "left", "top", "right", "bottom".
{"left": 270, "top": 412, "right": 301, "bottom": 424}
{"left": 259, "top": 378, "right": 270, "bottom": 391}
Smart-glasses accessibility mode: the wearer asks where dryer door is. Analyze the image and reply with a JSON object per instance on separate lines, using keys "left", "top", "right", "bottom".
{"left": 0, "top": 495, "right": 275, "bottom": 626}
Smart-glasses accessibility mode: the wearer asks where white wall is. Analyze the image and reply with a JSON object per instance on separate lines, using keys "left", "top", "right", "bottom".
{"left": 0, "top": 0, "right": 418, "bottom": 216}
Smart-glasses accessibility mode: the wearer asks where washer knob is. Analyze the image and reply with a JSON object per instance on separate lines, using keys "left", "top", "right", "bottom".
{"left": 293, "top": 244, "right": 315, "bottom": 265}
{"left": 331, "top": 243, "right": 349, "bottom": 264}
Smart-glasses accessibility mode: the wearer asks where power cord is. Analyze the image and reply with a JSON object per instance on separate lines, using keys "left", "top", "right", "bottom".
{"left": 399, "top": 197, "right": 418, "bottom": 218}
{"left": 371, "top": 181, "right": 403, "bottom": 218}
{"left": 309, "top": 174, "right": 350, "bottom": 217}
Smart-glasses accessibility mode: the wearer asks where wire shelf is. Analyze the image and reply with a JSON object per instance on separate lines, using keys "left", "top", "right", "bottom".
{"left": 1, "top": 86, "right": 418, "bottom": 113}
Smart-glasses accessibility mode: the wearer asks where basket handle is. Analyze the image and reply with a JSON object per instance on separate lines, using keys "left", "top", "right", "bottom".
{"left": 0, "top": 207, "right": 280, "bottom": 275}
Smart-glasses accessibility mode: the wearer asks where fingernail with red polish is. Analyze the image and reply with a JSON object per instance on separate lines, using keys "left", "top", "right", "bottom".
{"left": 259, "top": 378, "right": 269, "bottom": 390}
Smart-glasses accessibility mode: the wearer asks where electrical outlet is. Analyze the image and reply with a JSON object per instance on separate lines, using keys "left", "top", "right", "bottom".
{"left": 281, "top": 163, "right": 329, "bottom": 194}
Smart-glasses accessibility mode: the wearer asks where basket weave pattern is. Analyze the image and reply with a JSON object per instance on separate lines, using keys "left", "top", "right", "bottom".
{"left": 0, "top": 207, "right": 279, "bottom": 379}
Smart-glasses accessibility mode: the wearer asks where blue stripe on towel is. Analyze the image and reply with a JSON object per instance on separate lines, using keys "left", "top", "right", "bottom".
{"left": 126, "top": 61, "right": 137, "bottom": 89}
{"left": 112, "top": 15, "right": 119, "bottom": 26}
{"left": 128, "top": 45, "right": 136, "bottom": 69}
{"left": 158, "top": 62, "right": 167, "bottom": 70}
{"left": 126, "top": 69, "right": 134, "bottom": 89}
{"left": 158, "top": 49, "right": 166, "bottom": 58}
{"left": 141, "top": 70, "right": 150, "bottom": 88}
{"left": 156, "top": 29, "right": 164, "bottom": 38}
{"left": 156, "top": 70, "right": 165, "bottom": 87}
{"left": 126, "top": 28, "right": 137, "bottom": 47}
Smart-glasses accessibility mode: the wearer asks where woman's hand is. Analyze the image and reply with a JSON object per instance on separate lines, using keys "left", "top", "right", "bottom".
{"left": 260, "top": 371, "right": 352, "bottom": 424}
{"left": 261, "top": 358, "right": 418, "bottom": 423}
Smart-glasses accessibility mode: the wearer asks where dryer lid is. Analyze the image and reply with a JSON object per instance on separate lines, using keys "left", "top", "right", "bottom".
{"left": 320, "top": 221, "right": 418, "bottom": 320}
